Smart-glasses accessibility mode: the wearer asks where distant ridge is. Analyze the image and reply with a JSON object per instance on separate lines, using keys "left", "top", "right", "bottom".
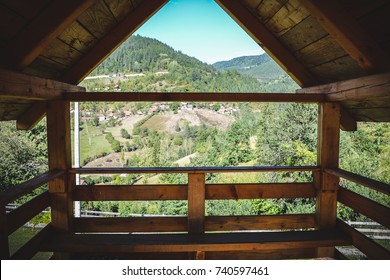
{"left": 213, "top": 54, "right": 286, "bottom": 82}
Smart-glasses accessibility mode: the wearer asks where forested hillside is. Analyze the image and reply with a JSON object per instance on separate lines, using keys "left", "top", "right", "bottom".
{"left": 1, "top": 35, "right": 388, "bottom": 224}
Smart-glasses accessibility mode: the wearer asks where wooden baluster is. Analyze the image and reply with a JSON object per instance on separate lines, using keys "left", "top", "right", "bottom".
{"left": 316, "top": 102, "right": 341, "bottom": 258}
{"left": 0, "top": 205, "right": 9, "bottom": 259}
{"left": 188, "top": 173, "right": 206, "bottom": 259}
{"left": 47, "top": 101, "right": 73, "bottom": 259}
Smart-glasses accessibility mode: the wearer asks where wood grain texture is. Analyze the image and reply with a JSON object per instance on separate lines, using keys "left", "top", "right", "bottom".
{"left": 255, "top": 0, "right": 288, "bottom": 22}
{"left": 216, "top": 0, "right": 316, "bottom": 87}
{"left": 6, "top": 191, "right": 50, "bottom": 235}
{"left": 74, "top": 217, "right": 188, "bottom": 233}
{"left": 16, "top": 101, "right": 47, "bottom": 130}
{"left": 188, "top": 173, "right": 205, "bottom": 234}
{"left": 40, "top": 229, "right": 351, "bottom": 253}
{"left": 338, "top": 187, "right": 390, "bottom": 229}
{"left": 58, "top": 21, "right": 98, "bottom": 54}
{"left": 206, "top": 248, "right": 315, "bottom": 260}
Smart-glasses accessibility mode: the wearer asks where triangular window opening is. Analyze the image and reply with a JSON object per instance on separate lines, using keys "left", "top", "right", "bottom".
{"left": 74, "top": 0, "right": 316, "bottom": 217}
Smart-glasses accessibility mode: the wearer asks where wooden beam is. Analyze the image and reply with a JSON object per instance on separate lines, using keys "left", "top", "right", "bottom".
{"left": 63, "top": 92, "right": 326, "bottom": 103}
{"left": 74, "top": 217, "right": 187, "bottom": 233}
{"left": 61, "top": 0, "right": 169, "bottom": 84}
{"left": 40, "top": 230, "right": 351, "bottom": 253}
{"left": 0, "top": 206, "right": 9, "bottom": 259}
{"left": 338, "top": 187, "right": 390, "bottom": 229}
{"left": 325, "top": 168, "right": 390, "bottom": 196}
{"left": 46, "top": 101, "right": 73, "bottom": 237}
{"left": 0, "top": 170, "right": 64, "bottom": 206}
{"left": 340, "top": 107, "right": 357, "bottom": 131}
{"left": 7, "top": 191, "right": 50, "bottom": 235}
{"left": 206, "top": 183, "right": 315, "bottom": 199}
{"left": 0, "top": 68, "right": 85, "bottom": 100}
{"left": 73, "top": 185, "right": 187, "bottom": 201}
{"left": 297, "top": 72, "right": 390, "bottom": 101}
{"left": 216, "top": 0, "right": 317, "bottom": 87}
{"left": 337, "top": 219, "right": 390, "bottom": 260}
{"left": 188, "top": 173, "right": 205, "bottom": 234}
{"left": 11, "top": 224, "right": 52, "bottom": 260}
{"left": 299, "top": 0, "right": 390, "bottom": 72}
{"left": 16, "top": 101, "right": 47, "bottom": 130}
{"left": 205, "top": 214, "right": 316, "bottom": 231}
{"left": 70, "top": 165, "right": 320, "bottom": 175}
{"left": 0, "top": 0, "right": 95, "bottom": 70}
{"left": 316, "top": 102, "right": 341, "bottom": 258}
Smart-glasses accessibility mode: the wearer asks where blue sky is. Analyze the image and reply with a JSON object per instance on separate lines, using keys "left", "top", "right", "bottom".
{"left": 134, "top": 0, "right": 264, "bottom": 64}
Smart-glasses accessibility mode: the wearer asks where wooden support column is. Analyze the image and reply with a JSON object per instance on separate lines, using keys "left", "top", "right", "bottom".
{"left": 188, "top": 173, "right": 206, "bottom": 259}
{"left": 316, "top": 103, "right": 341, "bottom": 258}
{"left": 46, "top": 101, "right": 73, "bottom": 259}
{"left": 0, "top": 206, "right": 9, "bottom": 259}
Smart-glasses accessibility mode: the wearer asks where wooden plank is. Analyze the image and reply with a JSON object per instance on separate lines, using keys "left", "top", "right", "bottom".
{"left": 298, "top": 72, "right": 390, "bottom": 101}
{"left": 325, "top": 168, "right": 390, "bottom": 196}
{"left": 340, "top": 107, "right": 357, "bottom": 131}
{"left": 0, "top": 205, "right": 9, "bottom": 259}
{"left": 74, "top": 217, "right": 187, "bottom": 233}
{"left": 58, "top": 21, "right": 98, "bottom": 54}
{"left": 73, "top": 185, "right": 187, "bottom": 201}
{"left": 105, "top": 0, "right": 134, "bottom": 22}
{"left": 46, "top": 101, "right": 73, "bottom": 236}
{"left": 41, "top": 39, "right": 84, "bottom": 67}
{"left": 70, "top": 165, "right": 320, "bottom": 175}
{"left": 279, "top": 16, "right": 328, "bottom": 53}
{"left": 188, "top": 173, "right": 205, "bottom": 234}
{"left": 205, "top": 214, "right": 315, "bottom": 231}
{"left": 337, "top": 219, "right": 390, "bottom": 259}
{"left": 316, "top": 102, "right": 340, "bottom": 258}
{"left": 206, "top": 248, "right": 315, "bottom": 260}
{"left": 338, "top": 187, "right": 390, "bottom": 229}
{"left": 63, "top": 92, "right": 326, "bottom": 103}
{"left": 206, "top": 183, "right": 315, "bottom": 199}
{"left": 16, "top": 101, "right": 47, "bottom": 130}
{"left": 7, "top": 191, "right": 50, "bottom": 235}
{"left": 216, "top": 0, "right": 316, "bottom": 87}
{"left": 0, "top": 170, "right": 64, "bottom": 205}
{"left": 61, "top": 0, "right": 169, "bottom": 84}
{"left": 0, "top": 68, "right": 86, "bottom": 100}
{"left": 40, "top": 230, "right": 351, "bottom": 253}
{"left": 0, "top": 0, "right": 95, "bottom": 70}
{"left": 10, "top": 224, "right": 52, "bottom": 260}
{"left": 265, "top": 0, "right": 310, "bottom": 37}
{"left": 299, "top": 0, "right": 390, "bottom": 72}
{"left": 348, "top": 108, "right": 390, "bottom": 122}
{"left": 255, "top": 0, "right": 288, "bottom": 22}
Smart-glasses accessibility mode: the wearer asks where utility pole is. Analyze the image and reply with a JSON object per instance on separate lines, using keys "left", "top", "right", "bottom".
{"left": 74, "top": 102, "right": 81, "bottom": 217}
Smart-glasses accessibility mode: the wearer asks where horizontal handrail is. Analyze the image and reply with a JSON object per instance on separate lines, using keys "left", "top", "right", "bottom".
{"left": 62, "top": 92, "right": 326, "bottom": 103}
{"left": 337, "top": 219, "right": 390, "bottom": 259}
{"left": 338, "top": 187, "right": 390, "bottom": 229}
{"left": 325, "top": 168, "right": 390, "bottom": 196}
{"left": 73, "top": 182, "right": 315, "bottom": 201}
{"left": 0, "top": 169, "right": 64, "bottom": 205}
{"left": 70, "top": 165, "right": 320, "bottom": 174}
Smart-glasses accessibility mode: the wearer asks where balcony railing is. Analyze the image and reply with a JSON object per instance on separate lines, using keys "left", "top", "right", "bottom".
{"left": 1, "top": 165, "right": 389, "bottom": 259}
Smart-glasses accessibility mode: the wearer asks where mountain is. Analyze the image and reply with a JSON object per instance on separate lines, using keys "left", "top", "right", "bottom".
{"left": 213, "top": 54, "right": 287, "bottom": 82}
{"left": 86, "top": 35, "right": 268, "bottom": 93}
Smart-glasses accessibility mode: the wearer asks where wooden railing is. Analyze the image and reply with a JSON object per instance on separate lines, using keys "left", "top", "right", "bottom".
{"left": 0, "top": 170, "right": 64, "bottom": 259}
{"left": 324, "top": 168, "right": 390, "bottom": 259}
{"left": 2, "top": 165, "right": 389, "bottom": 259}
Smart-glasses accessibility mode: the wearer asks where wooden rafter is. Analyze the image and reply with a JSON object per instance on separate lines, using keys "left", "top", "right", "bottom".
{"left": 0, "top": 68, "right": 85, "bottom": 101}
{"left": 216, "top": 0, "right": 317, "bottom": 87}
{"left": 299, "top": 0, "right": 390, "bottom": 73}
{"left": 63, "top": 92, "right": 326, "bottom": 103}
{"left": 61, "top": 0, "right": 169, "bottom": 84}
{"left": 0, "top": 0, "right": 95, "bottom": 70}
{"left": 297, "top": 72, "right": 390, "bottom": 101}
{"left": 16, "top": 102, "right": 47, "bottom": 130}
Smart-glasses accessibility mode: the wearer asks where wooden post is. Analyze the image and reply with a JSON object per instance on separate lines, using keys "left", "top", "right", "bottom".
{"left": 0, "top": 206, "right": 9, "bottom": 259}
{"left": 46, "top": 101, "right": 73, "bottom": 259}
{"left": 316, "top": 102, "right": 340, "bottom": 258}
{"left": 188, "top": 173, "right": 205, "bottom": 259}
